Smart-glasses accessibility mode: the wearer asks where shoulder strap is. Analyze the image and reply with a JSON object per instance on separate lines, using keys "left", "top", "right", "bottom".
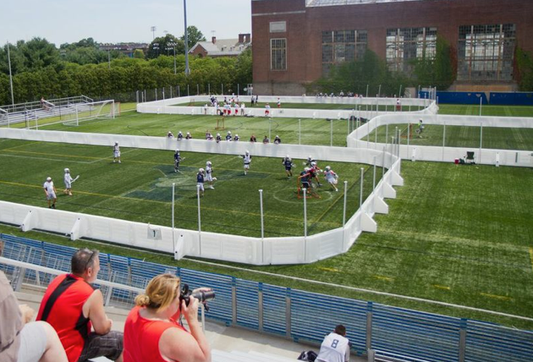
{"left": 40, "top": 275, "right": 78, "bottom": 322}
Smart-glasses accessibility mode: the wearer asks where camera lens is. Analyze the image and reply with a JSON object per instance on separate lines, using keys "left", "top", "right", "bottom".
{"left": 191, "top": 290, "right": 215, "bottom": 303}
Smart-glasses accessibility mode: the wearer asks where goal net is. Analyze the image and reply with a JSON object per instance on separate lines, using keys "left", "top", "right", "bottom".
{"left": 61, "top": 100, "right": 119, "bottom": 126}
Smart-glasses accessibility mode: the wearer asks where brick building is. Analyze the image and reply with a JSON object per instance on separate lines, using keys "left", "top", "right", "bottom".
{"left": 251, "top": 0, "right": 533, "bottom": 95}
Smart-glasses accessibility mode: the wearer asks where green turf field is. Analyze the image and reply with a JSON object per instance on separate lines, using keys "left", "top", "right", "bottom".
{"left": 1, "top": 102, "right": 532, "bottom": 329}
{"left": 0, "top": 139, "right": 376, "bottom": 237}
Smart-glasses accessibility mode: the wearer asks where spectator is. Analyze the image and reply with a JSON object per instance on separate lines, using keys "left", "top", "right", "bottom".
{"left": 274, "top": 135, "right": 281, "bottom": 144}
{"left": 0, "top": 270, "right": 68, "bottom": 362}
{"left": 185, "top": 132, "right": 192, "bottom": 140}
{"left": 226, "top": 131, "right": 232, "bottom": 141}
{"left": 315, "top": 325, "right": 350, "bottom": 362}
{"left": 264, "top": 103, "right": 271, "bottom": 116}
{"left": 277, "top": 98, "right": 281, "bottom": 108}
{"left": 177, "top": 131, "right": 184, "bottom": 141}
{"left": 205, "top": 130, "right": 213, "bottom": 140}
{"left": 123, "top": 274, "right": 211, "bottom": 362}
{"left": 263, "top": 135, "right": 270, "bottom": 144}
{"left": 249, "top": 134, "right": 257, "bottom": 142}
{"left": 240, "top": 102, "right": 246, "bottom": 116}
{"left": 216, "top": 133, "right": 222, "bottom": 143}
{"left": 234, "top": 134, "right": 240, "bottom": 141}
{"left": 37, "top": 248, "right": 123, "bottom": 362}
{"left": 167, "top": 131, "right": 174, "bottom": 138}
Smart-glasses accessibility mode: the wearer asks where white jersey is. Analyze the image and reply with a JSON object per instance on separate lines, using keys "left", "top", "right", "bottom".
{"left": 316, "top": 332, "right": 350, "bottom": 362}
{"left": 205, "top": 165, "right": 213, "bottom": 181}
{"left": 324, "top": 170, "right": 338, "bottom": 184}
{"left": 243, "top": 154, "right": 252, "bottom": 165}
{"left": 64, "top": 173, "right": 73, "bottom": 188}
{"left": 43, "top": 181, "right": 55, "bottom": 193}
{"left": 113, "top": 144, "right": 120, "bottom": 157}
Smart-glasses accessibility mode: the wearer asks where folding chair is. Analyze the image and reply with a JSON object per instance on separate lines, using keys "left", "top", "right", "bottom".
{"left": 466, "top": 151, "right": 475, "bottom": 164}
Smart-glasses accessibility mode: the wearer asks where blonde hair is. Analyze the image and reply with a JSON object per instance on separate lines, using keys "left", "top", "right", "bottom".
{"left": 134, "top": 274, "right": 181, "bottom": 313}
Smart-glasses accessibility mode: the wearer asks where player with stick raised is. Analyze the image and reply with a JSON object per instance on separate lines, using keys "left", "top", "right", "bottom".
{"left": 63, "top": 168, "right": 80, "bottom": 196}
{"left": 241, "top": 150, "right": 252, "bottom": 175}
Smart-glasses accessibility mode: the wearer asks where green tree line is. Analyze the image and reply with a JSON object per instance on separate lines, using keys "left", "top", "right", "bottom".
{"left": 0, "top": 32, "right": 252, "bottom": 105}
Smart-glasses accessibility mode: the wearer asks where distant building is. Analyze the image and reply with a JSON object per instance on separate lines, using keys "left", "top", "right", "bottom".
{"left": 189, "top": 33, "right": 251, "bottom": 58}
{"left": 252, "top": 0, "right": 533, "bottom": 95}
{"left": 99, "top": 43, "right": 149, "bottom": 58}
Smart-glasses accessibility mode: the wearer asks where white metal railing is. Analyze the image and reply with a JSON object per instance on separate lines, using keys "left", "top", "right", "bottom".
{"left": 0, "top": 256, "right": 143, "bottom": 307}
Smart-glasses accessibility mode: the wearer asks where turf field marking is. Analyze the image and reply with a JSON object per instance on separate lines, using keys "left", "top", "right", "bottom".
{"left": 480, "top": 293, "right": 512, "bottom": 301}
{"left": 0, "top": 179, "right": 334, "bottom": 226}
{"left": 374, "top": 275, "right": 393, "bottom": 282}
{"left": 433, "top": 285, "right": 451, "bottom": 291}
{"left": 318, "top": 267, "right": 339, "bottom": 272}
{"left": 0, "top": 153, "right": 94, "bottom": 164}
{"left": 529, "top": 247, "right": 533, "bottom": 273}
{"left": 155, "top": 168, "right": 167, "bottom": 178}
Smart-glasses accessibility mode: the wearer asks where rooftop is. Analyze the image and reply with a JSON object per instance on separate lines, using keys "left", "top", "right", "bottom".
{"left": 306, "top": 0, "right": 437, "bottom": 6}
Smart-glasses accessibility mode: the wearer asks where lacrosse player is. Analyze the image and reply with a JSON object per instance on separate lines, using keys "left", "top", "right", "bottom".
{"left": 282, "top": 155, "right": 293, "bottom": 178}
{"left": 324, "top": 166, "right": 339, "bottom": 192}
{"left": 43, "top": 177, "right": 57, "bottom": 209}
{"left": 242, "top": 150, "right": 252, "bottom": 175}
{"left": 205, "top": 161, "right": 216, "bottom": 189}
{"left": 113, "top": 142, "right": 121, "bottom": 163}
{"left": 63, "top": 168, "right": 75, "bottom": 196}
{"left": 196, "top": 168, "right": 205, "bottom": 196}
{"left": 174, "top": 149, "right": 182, "bottom": 173}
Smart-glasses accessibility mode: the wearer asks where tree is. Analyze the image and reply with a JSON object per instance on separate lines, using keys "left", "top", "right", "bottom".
{"left": 18, "top": 38, "right": 60, "bottom": 71}
{"left": 147, "top": 34, "right": 182, "bottom": 59}
{"left": 180, "top": 26, "right": 206, "bottom": 50}
{"left": 133, "top": 49, "right": 145, "bottom": 59}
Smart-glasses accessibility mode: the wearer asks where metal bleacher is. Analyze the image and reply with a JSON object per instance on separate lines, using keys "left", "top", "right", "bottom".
{"left": 1, "top": 233, "right": 533, "bottom": 362}
{"left": 0, "top": 95, "right": 94, "bottom": 126}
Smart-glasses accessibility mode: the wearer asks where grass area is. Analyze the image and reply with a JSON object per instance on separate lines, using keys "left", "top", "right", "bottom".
{"left": 1, "top": 102, "right": 532, "bottom": 329}
{"left": 36, "top": 111, "right": 354, "bottom": 147}
{"left": 0, "top": 139, "right": 374, "bottom": 237}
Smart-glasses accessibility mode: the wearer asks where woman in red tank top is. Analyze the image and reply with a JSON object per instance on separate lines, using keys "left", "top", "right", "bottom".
{"left": 123, "top": 274, "right": 211, "bottom": 362}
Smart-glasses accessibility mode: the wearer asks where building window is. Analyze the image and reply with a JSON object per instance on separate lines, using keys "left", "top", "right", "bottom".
{"left": 386, "top": 27, "right": 437, "bottom": 73}
{"left": 321, "top": 30, "right": 367, "bottom": 75}
{"left": 271, "top": 38, "right": 287, "bottom": 70}
{"left": 457, "top": 24, "right": 516, "bottom": 81}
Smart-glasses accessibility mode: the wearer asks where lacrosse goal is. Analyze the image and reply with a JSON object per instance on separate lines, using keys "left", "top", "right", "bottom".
{"left": 61, "top": 100, "right": 119, "bottom": 126}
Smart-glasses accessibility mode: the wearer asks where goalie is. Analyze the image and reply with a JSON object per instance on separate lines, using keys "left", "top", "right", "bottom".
{"left": 63, "top": 168, "right": 79, "bottom": 196}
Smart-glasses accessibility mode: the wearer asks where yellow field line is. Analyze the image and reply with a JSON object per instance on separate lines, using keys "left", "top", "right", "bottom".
{"left": 433, "top": 284, "right": 451, "bottom": 291}
{"left": 0, "top": 180, "right": 339, "bottom": 226}
{"left": 529, "top": 247, "right": 533, "bottom": 273}
{"left": 318, "top": 267, "right": 339, "bottom": 273}
{"left": 480, "top": 293, "right": 512, "bottom": 301}
{"left": 374, "top": 275, "right": 393, "bottom": 282}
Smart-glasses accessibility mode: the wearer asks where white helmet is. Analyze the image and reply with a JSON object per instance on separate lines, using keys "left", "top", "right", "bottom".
{"left": 199, "top": 168, "right": 204, "bottom": 173}
{"left": 228, "top": 131, "right": 232, "bottom": 134}
{"left": 308, "top": 155, "right": 312, "bottom": 160}
{"left": 286, "top": 155, "right": 290, "bottom": 159}
{"left": 187, "top": 132, "right": 191, "bottom": 135}
{"left": 64, "top": 168, "right": 70, "bottom": 173}
{"left": 325, "top": 166, "right": 331, "bottom": 171}
{"left": 235, "top": 134, "right": 239, "bottom": 137}
{"left": 217, "top": 133, "right": 220, "bottom": 136}
{"left": 245, "top": 150, "right": 250, "bottom": 155}
{"left": 206, "top": 161, "right": 212, "bottom": 166}
{"left": 311, "top": 161, "right": 317, "bottom": 166}
{"left": 179, "top": 131, "right": 182, "bottom": 134}
{"left": 46, "top": 176, "right": 52, "bottom": 181}
{"left": 276, "top": 135, "right": 279, "bottom": 138}
{"left": 176, "top": 149, "right": 179, "bottom": 153}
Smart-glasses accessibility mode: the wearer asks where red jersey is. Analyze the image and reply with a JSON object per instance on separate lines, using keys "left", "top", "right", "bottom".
{"left": 37, "top": 274, "right": 94, "bottom": 362}
{"left": 124, "top": 306, "right": 187, "bottom": 362}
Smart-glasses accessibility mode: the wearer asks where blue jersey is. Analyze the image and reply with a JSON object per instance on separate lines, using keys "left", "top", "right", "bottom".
{"left": 283, "top": 158, "right": 292, "bottom": 169}
{"left": 197, "top": 173, "right": 204, "bottom": 183}
{"left": 226, "top": 134, "right": 232, "bottom": 141}
{"left": 300, "top": 171, "right": 310, "bottom": 183}
{"left": 174, "top": 153, "right": 181, "bottom": 162}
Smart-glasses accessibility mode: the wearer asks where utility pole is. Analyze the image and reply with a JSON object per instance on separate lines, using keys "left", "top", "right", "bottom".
{"left": 151, "top": 26, "right": 156, "bottom": 40}
{"left": 183, "top": 0, "right": 190, "bottom": 76}
{"left": 6, "top": 42, "right": 15, "bottom": 106}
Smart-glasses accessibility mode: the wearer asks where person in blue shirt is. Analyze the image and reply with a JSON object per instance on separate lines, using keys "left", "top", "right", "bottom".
{"left": 174, "top": 149, "right": 182, "bottom": 173}
{"left": 226, "top": 131, "right": 232, "bottom": 141}
{"left": 216, "top": 133, "right": 222, "bottom": 143}
{"left": 177, "top": 131, "right": 183, "bottom": 141}
{"left": 196, "top": 168, "right": 205, "bottom": 196}
{"left": 282, "top": 155, "right": 293, "bottom": 178}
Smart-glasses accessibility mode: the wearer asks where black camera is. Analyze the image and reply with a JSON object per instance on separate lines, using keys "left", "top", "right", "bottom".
{"left": 180, "top": 284, "right": 215, "bottom": 310}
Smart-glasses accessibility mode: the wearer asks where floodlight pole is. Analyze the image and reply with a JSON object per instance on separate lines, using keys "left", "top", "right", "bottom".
{"left": 6, "top": 42, "right": 15, "bottom": 106}
{"left": 183, "top": 0, "right": 191, "bottom": 76}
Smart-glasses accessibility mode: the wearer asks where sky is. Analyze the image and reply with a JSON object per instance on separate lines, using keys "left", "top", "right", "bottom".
{"left": 0, "top": 0, "right": 252, "bottom": 46}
